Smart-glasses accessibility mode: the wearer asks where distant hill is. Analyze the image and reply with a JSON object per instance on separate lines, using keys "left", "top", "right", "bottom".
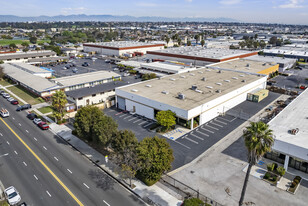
{"left": 0, "top": 14, "right": 238, "bottom": 23}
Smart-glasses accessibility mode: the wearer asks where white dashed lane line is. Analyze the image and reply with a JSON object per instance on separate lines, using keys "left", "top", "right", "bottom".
{"left": 34, "top": 175, "right": 38, "bottom": 180}
{"left": 6, "top": 141, "right": 10, "bottom": 145}
{"left": 43, "top": 146, "right": 47, "bottom": 150}
{"left": 18, "top": 123, "right": 21, "bottom": 126}
{"left": 103, "top": 200, "right": 110, "bottom": 206}
{"left": 46, "top": 191, "right": 52, "bottom": 197}
{"left": 26, "top": 130, "right": 29, "bottom": 133}
{"left": 83, "top": 183, "right": 89, "bottom": 189}
{"left": 12, "top": 117, "right": 15, "bottom": 120}
{"left": 14, "top": 151, "right": 18, "bottom": 155}
{"left": 23, "top": 161, "right": 27, "bottom": 166}
{"left": 0, "top": 133, "right": 3, "bottom": 136}
{"left": 67, "top": 169, "right": 72, "bottom": 174}
{"left": 54, "top": 157, "right": 59, "bottom": 161}
{"left": 34, "top": 137, "right": 37, "bottom": 141}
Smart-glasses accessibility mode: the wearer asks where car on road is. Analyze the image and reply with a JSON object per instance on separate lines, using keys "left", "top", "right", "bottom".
{"left": 33, "top": 118, "right": 42, "bottom": 125}
{"left": 27, "top": 113, "right": 37, "bottom": 120}
{"left": 16, "top": 104, "right": 32, "bottom": 111}
{"left": 82, "top": 62, "right": 89, "bottom": 67}
{"left": 4, "top": 186, "right": 21, "bottom": 206}
{"left": 0, "top": 109, "right": 9, "bottom": 117}
{"left": 38, "top": 122, "right": 49, "bottom": 130}
{"left": 10, "top": 100, "right": 19, "bottom": 105}
{"left": 7, "top": 97, "right": 14, "bottom": 102}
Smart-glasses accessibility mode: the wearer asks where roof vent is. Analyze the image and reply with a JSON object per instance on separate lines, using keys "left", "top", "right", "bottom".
{"left": 198, "top": 71, "right": 204, "bottom": 74}
{"left": 232, "top": 77, "right": 238, "bottom": 80}
{"left": 216, "top": 82, "right": 222, "bottom": 85}
{"left": 218, "top": 70, "right": 222, "bottom": 73}
{"left": 246, "top": 64, "right": 250, "bottom": 67}
{"left": 162, "top": 91, "right": 169, "bottom": 94}
{"left": 146, "top": 85, "right": 152, "bottom": 88}
{"left": 206, "top": 86, "right": 213, "bottom": 89}
{"left": 189, "top": 73, "right": 195, "bottom": 76}
{"left": 206, "top": 69, "right": 211, "bottom": 72}
{"left": 180, "top": 75, "right": 186, "bottom": 78}
{"left": 191, "top": 85, "right": 198, "bottom": 90}
{"left": 240, "top": 74, "right": 245, "bottom": 77}
{"left": 178, "top": 93, "right": 185, "bottom": 100}
{"left": 224, "top": 80, "right": 230, "bottom": 82}
{"left": 131, "top": 89, "right": 138, "bottom": 92}
{"left": 170, "top": 78, "right": 176, "bottom": 81}
{"left": 201, "top": 77, "right": 206, "bottom": 81}
{"left": 195, "top": 89, "right": 203, "bottom": 93}
{"left": 242, "top": 80, "right": 246, "bottom": 83}
{"left": 216, "top": 89, "right": 222, "bottom": 93}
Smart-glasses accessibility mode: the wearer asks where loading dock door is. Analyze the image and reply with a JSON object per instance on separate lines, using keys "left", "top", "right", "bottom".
{"left": 117, "top": 97, "right": 126, "bottom": 110}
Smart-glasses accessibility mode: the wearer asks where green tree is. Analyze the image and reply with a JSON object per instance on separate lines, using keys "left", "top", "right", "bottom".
{"left": 9, "top": 43, "right": 17, "bottom": 49}
{"left": 142, "top": 73, "right": 156, "bottom": 81}
{"left": 136, "top": 136, "right": 174, "bottom": 185}
{"left": 111, "top": 130, "right": 138, "bottom": 154}
{"left": 74, "top": 106, "right": 118, "bottom": 146}
{"left": 156, "top": 110, "right": 176, "bottom": 130}
{"left": 259, "top": 40, "right": 266, "bottom": 49}
{"left": 52, "top": 90, "right": 68, "bottom": 122}
{"left": 21, "top": 41, "right": 29, "bottom": 47}
{"left": 183, "top": 198, "right": 205, "bottom": 206}
{"left": 239, "top": 121, "right": 274, "bottom": 206}
{"left": 269, "top": 36, "right": 277, "bottom": 45}
{"left": 187, "top": 40, "right": 192, "bottom": 46}
{"left": 239, "top": 41, "right": 246, "bottom": 49}
{"left": 29, "top": 36, "right": 37, "bottom": 44}
{"left": 194, "top": 34, "right": 200, "bottom": 44}
{"left": 177, "top": 38, "right": 182, "bottom": 46}
{"left": 201, "top": 39, "right": 205, "bottom": 47}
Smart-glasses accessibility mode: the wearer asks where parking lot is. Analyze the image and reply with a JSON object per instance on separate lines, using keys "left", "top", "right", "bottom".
{"left": 104, "top": 92, "right": 282, "bottom": 170}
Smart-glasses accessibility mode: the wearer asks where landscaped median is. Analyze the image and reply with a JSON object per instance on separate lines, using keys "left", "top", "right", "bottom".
{"left": 263, "top": 163, "right": 285, "bottom": 185}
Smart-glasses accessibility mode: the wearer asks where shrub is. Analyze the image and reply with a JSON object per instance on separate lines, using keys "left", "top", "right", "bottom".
{"left": 290, "top": 181, "right": 297, "bottom": 188}
{"left": 273, "top": 163, "right": 278, "bottom": 170}
{"left": 277, "top": 166, "right": 286, "bottom": 176}
{"left": 267, "top": 163, "right": 274, "bottom": 172}
{"left": 295, "top": 176, "right": 302, "bottom": 181}
{"left": 272, "top": 176, "right": 277, "bottom": 182}
{"left": 294, "top": 179, "right": 300, "bottom": 185}
{"left": 183, "top": 198, "right": 204, "bottom": 206}
{"left": 264, "top": 172, "right": 270, "bottom": 179}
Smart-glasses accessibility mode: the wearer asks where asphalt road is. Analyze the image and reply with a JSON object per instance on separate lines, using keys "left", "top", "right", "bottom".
{"left": 0, "top": 96, "right": 146, "bottom": 206}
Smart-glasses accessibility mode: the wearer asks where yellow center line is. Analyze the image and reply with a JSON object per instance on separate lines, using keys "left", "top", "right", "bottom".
{"left": 0, "top": 117, "right": 84, "bottom": 206}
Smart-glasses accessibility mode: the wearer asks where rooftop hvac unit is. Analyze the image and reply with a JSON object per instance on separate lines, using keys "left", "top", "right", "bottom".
{"left": 195, "top": 89, "right": 203, "bottom": 93}
{"left": 198, "top": 71, "right": 204, "bottom": 74}
{"left": 224, "top": 79, "right": 230, "bottom": 82}
{"left": 206, "top": 86, "right": 213, "bottom": 89}
{"left": 146, "top": 85, "right": 152, "bottom": 88}
{"left": 218, "top": 70, "right": 222, "bottom": 73}
{"left": 232, "top": 77, "right": 238, "bottom": 80}
{"left": 216, "top": 82, "right": 222, "bottom": 85}
{"left": 242, "top": 80, "right": 246, "bottom": 83}
{"left": 246, "top": 64, "right": 250, "bottom": 67}
{"left": 178, "top": 93, "right": 185, "bottom": 100}
{"left": 216, "top": 89, "right": 222, "bottom": 93}
{"left": 206, "top": 69, "right": 211, "bottom": 72}
{"left": 201, "top": 77, "right": 206, "bottom": 81}
{"left": 190, "top": 73, "right": 195, "bottom": 76}
{"left": 180, "top": 75, "right": 186, "bottom": 78}
{"left": 170, "top": 78, "right": 176, "bottom": 81}
{"left": 240, "top": 74, "right": 245, "bottom": 77}
{"left": 191, "top": 85, "right": 197, "bottom": 90}
{"left": 131, "top": 89, "right": 138, "bottom": 92}
{"left": 162, "top": 91, "right": 169, "bottom": 94}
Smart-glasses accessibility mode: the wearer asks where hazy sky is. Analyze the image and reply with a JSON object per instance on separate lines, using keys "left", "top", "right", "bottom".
{"left": 1, "top": 0, "right": 308, "bottom": 24}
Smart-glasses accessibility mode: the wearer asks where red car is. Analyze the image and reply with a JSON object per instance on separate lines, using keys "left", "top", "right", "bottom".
{"left": 38, "top": 122, "right": 49, "bottom": 130}
{"left": 11, "top": 100, "right": 19, "bottom": 105}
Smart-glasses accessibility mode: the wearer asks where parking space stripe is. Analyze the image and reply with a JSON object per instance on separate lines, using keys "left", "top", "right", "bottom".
{"left": 200, "top": 126, "right": 214, "bottom": 133}
{"left": 174, "top": 139, "right": 191, "bottom": 149}
{"left": 214, "top": 119, "right": 227, "bottom": 125}
{"left": 190, "top": 132, "right": 204, "bottom": 140}
{"left": 195, "top": 129, "right": 209, "bottom": 137}
{"left": 119, "top": 114, "right": 127, "bottom": 118}
{"left": 143, "top": 122, "right": 154, "bottom": 127}
{"left": 217, "top": 116, "right": 233, "bottom": 122}
{"left": 210, "top": 121, "right": 224, "bottom": 128}
{"left": 123, "top": 115, "right": 132, "bottom": 120}
{"left": 184, "top": 136, "right": 199, "bottom": 144}
{"left": 204, "top": 124, "right": 219, "bottom": 130}
{"left": 138, "top": 121, "right": 147, "bottom": 126}
{"left": 230, "top": 117, "right": 237, "bottom": 122}
{"left": 133, "top": 119, "right": 142, "bottom": 123}
{"left": 128, "top": 117, "right": 138, "bottom": 121}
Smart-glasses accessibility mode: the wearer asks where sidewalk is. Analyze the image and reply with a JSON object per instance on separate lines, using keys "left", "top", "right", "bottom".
{"left": 49, "top": 123, "right": 182, "bottom": 206}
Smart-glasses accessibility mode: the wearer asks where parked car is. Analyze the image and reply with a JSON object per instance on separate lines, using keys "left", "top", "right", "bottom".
{"left": 62, "top": 66, "right": 67, "bottom": 70}
{"left": 33, "top": 118, "right": 42, "bottom": 125}
{"left": 38, "top": 122, "right": 49, "bottom": 130}
{"left": 72, "top": 68, "right": 78, "bottom": 73}
{"left": 16, "top": 104, "right": 32, "bottom": 111}
{"left": 11, "top": 100, "right": 19, "bottom": 105}
{"left": 7, "top": 97, "right": 14, "bottom": 102}
{"left": 113, "top": 68, "right": 119, "bottom": 71}
{"left": 105, "top": 59, "right": 110, "bottom": 63}
{"left": 27, "top": 113, "right": 37, "bottom": 120}
{"left": 2, "top": 93, "right": 10, "bottom": 98}
{"left": 4, "top": 186, "right": 21, "bottom": 206}
{"left": 0, "top": 90, "right": 5, "bottom": 94}
{"left": 82, "top": 62, "right": 89, "bottom": 67}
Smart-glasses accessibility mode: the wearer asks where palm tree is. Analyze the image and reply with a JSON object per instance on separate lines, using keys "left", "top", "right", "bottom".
{"left": 239, "top": 121, "right": 274, "bottom": 206}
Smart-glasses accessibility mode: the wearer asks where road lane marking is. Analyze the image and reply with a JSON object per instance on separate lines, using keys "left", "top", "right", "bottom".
{"left": 12, "top": 117, "right": 15, "bottom": 120}
{"left": 26, "top": 130, "right": 29, "bottom": 133}
{"left": 34, "top": 137, "right": 37, "bottom": 141}
{"left": 67, "top": 169, "right": 72, "bottom": 174}
{"left": 83, "top": 183, "right": 89, "bottom": 189}
{"left": 34, "top": 175, "right": 38, "bottom": 180}
{"left": 46, "top": 191, "right": 51, "bottom": 197}
{"left": 23, "top": 162, "right": 27, "bottom": 166}
{"left": 18, "top": 123, "right": 21, "bottom": 126}
{"left": 0, "top": 117, "right": 84, "bottom": 206}
{"left": 6, "top": 141, "right": 10, "bottom": 145}
{"left": 0, "top": 133, "right": 2, "bottom": 136}
{"left": 54, "top": 157, "right": 58, "bottom": 161}
{"left": 43, "top": 146, "right": 47, "bottom": 150}
{"left": 14, "top": 151, "right": 18, "bottom": 155}
{"left": 103, "top": 200, "right": 110, "bottom": 206}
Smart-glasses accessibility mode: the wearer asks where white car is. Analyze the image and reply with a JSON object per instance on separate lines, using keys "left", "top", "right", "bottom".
{"left": 7, "top": 97, "right": 14, "bottom": 102}
{"left": 33, "top": 118, "right": 42, "bottom": 125}
{"left": 2, "top": 93, "right": 10, "bottom": 98}
{"left": 4, "top": 186, "right": 21, "bottom": 205}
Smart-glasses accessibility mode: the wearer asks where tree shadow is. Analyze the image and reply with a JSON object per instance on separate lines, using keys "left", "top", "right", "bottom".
{"left": 222, "top": 137, "right": 247, "bottom": 162}
{"left": 88, "top": 169, "right": 115, "bottom": 191}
